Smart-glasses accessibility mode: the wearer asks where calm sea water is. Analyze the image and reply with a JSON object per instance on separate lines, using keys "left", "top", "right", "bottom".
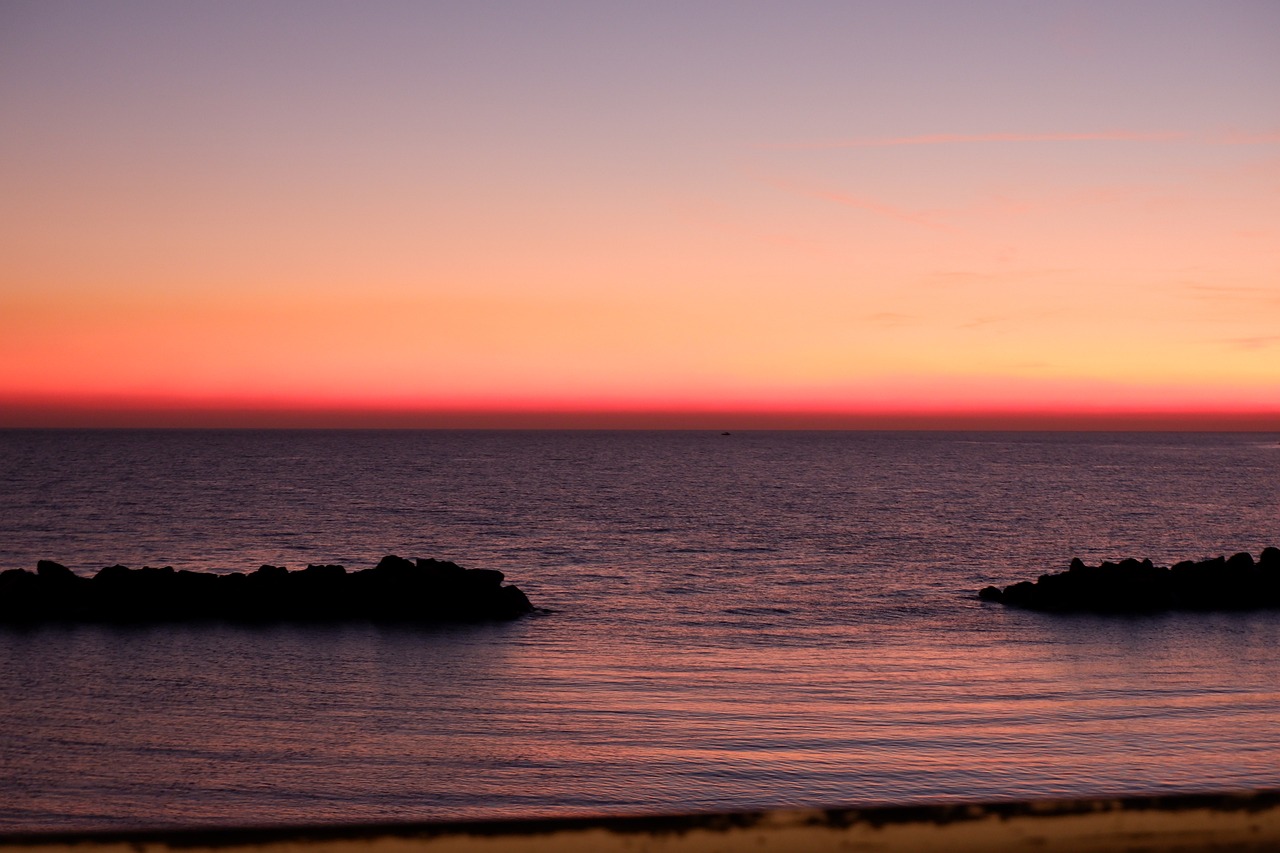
{"left": 1, "top": 429, "right": 1279, "bottom": 832}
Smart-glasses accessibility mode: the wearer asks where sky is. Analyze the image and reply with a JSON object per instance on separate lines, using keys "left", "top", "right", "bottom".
{"left": 2, "top": 0, "right": 1278, "bottom": 428}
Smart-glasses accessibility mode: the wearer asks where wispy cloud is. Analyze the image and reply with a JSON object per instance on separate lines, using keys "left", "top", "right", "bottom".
{"left": 756, "top": 131, "right": 1188, "bottom": 151}
{"left": 921, "top": 268, "right": 1077, "bottom": 288}
{"left": 1215, "top": 130, "right": 1280, "bottom": 145}
{"left": 958, "top": 315, "right": 1008, "bottom": 330}
{"left": 1222, "top": 335, "right": 1280, "bottom": 351}
{"left": 756, "top": 129, "right": 1280, "bottom": 152}
{"left": 673, "top": 196, "right": 831, "bottom": 254}
{"left": 1184, "top": 285, "right": 1280, "bottom": 305}
{"left": 866, "top": 312, "right": 914, "bottom": 328}
{"left": 753, "top": 171, "right": 953, "bottom": 232}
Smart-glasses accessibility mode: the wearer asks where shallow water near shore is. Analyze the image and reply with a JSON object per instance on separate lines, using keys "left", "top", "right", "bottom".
{"left": 2, "top": 429, "right": 1279, "bottom": 831}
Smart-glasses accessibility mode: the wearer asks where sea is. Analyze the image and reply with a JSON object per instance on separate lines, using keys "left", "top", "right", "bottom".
{"left": 1, "top": 429, "right": 1278, "bottom": 833}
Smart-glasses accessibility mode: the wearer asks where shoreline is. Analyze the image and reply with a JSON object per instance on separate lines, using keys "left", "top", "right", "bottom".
{"left": 5, "top": 789, "right": 1280, "bottom": 852}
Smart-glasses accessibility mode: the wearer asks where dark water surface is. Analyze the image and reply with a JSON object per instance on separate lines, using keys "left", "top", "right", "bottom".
{"left": 1, "top": 430, "right": 1278, "bottom": 830}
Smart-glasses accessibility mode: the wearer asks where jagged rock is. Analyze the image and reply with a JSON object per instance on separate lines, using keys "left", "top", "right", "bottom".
{"left": 981, "top": 550, "right": 1280, "bottom": 613}
{"left": 0, "top": 556, "right": 536, "bottom": 624}
{"left": 255, "top": 564, "right": 289, "bottom": 579}
{"left": 375, "top": 555, "right": 416, "bottom": 574}
{"left": 36, "top": 560, "right": 76, "bottom": 581}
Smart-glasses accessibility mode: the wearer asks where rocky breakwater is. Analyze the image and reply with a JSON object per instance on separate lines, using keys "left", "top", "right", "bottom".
{"left": 979, "top": 548, "right": 1280, "bottom": 613}
{"left": 0, "top": 555, "right": 535, "bottom": 624}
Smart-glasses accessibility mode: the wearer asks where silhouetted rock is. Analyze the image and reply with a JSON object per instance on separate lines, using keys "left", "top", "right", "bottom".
{"left": 981, "top": 550, "right": 1280, "bottom": 613}
{"left": 375, "top": 555, "right": 416, "bottom": 574}
{"left": 36, "top": 560, "right": 75, "bottom": 581}
{"left": 0, "top": 556, "right": 536, "bottom": 624}
{"left": 416, "top": 557, "right": 465, "bottom": 575}
{"left": 977, "top": 586, "right": 1003, "bottom": 602}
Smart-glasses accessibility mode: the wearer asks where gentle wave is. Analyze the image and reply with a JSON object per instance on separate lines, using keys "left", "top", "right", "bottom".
{"left": 2, "top": 430, "right": 1279, "bottom": 831}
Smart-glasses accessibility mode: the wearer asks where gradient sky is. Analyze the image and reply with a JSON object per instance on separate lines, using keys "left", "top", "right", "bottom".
{"left": 2, "top": 1, "right": 1278, "bottom": 427}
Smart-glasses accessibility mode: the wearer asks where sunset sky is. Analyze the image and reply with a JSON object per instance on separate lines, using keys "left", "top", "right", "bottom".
{"left": 2, "top": 1, "right": 1278, "bottom": 428}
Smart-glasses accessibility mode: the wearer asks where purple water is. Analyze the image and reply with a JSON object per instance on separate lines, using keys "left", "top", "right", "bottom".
{"left": 1, "top": 429, "right": 1278, "bottom": 831}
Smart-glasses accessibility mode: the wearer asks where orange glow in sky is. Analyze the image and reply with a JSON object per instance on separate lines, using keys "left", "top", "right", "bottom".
{"left": 1, "top": 2, "right": 1277, "bottom": 428}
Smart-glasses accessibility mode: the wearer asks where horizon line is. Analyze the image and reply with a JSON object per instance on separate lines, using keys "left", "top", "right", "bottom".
{"left": 3, "top": 404, "right": 1278, "bottom": 432}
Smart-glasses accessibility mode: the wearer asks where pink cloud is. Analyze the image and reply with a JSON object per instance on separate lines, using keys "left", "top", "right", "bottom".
{"left": 756, "top": 129, "right": 1280, "bottom": 152}
{"left": 756, "top": 131, "right": 1189, "bottom": 151}
{"left": 1215, "top": 130, "right": 1280, "bottom": 145}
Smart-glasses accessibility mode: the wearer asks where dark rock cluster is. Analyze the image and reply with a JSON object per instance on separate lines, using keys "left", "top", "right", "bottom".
{"left": 0, "top": 555, "right": 534, "bottom": 624}
{"left": 979, "top": 548, "right": 1280, "bottom": 613}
